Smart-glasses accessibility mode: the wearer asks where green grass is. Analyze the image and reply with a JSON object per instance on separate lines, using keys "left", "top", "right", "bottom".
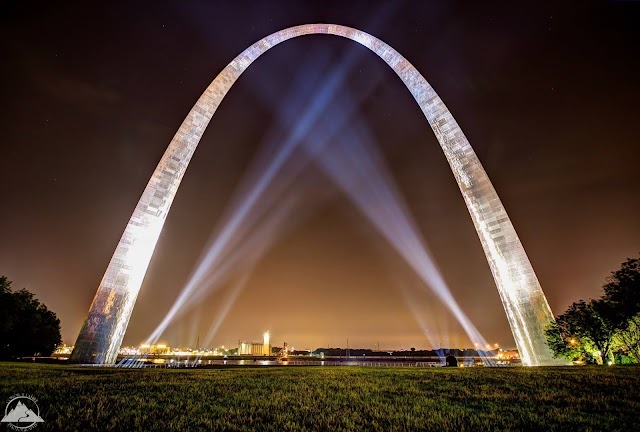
{"left": 0, "top": 363, "right": 638, "bottom": 431}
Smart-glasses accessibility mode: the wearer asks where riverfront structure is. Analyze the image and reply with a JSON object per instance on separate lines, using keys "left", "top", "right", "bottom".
{"left": 70, "top": 24, "right": 560, "bottom": 366}
{"left": 238, "top": 332, "right": 271, "bottom": 356}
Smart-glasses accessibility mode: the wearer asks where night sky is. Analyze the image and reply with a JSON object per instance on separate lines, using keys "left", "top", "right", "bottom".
{"left": 1, "top": 1, "right": 639, "bottom": 351}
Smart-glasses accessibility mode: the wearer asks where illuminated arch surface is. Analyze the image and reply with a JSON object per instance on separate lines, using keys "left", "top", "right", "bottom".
{"left": 71, "top": 24, "right": 559, "bottom": 366}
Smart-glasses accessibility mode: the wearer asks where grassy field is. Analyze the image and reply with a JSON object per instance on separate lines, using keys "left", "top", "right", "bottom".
{"left": 0, "top": 363, "right": 639, "bottom": 431}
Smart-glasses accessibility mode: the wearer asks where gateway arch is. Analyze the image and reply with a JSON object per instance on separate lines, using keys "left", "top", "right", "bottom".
{"left": 71, "top": 24, "right": 559, "bottom": 366}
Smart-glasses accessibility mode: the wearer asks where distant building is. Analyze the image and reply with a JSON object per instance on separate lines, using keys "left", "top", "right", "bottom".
{"left": 263, "top": 331, "right": 270, "bottom": 356}
{"left": 139, "top": 344, "right": 171, "bottom": 355}
{"left": 53, "top": 344, "right": 73, "bottom": 356}
{"left": 238, "top": 341, "right": 263, "bottom": 355}
{"left": 238, "top": 332, "right": 271, "bottom": 356}
{"left": 492, "top": 349, "right": 521, "bottom": 365}
{"left": 499, "top": 349, "right": 520, "bottom": 360}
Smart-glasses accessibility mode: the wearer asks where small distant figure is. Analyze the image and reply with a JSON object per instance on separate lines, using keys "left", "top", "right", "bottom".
{"left": 445, "top": 355, "right": 458, "bottom": 367}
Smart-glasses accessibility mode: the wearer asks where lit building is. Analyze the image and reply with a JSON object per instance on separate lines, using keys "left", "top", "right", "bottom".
{"left": 71, "top": 23, "right": 561, "bottom": 366}
{"left": 138, "top": 344, "right": 171, "bottom": 355}
{"left": 263, "top": 331, "right": 270, "bottom": 356}
{"left": 53, "top": 344, "right": 73, "bottom": 355}
{"left": 500, "top": 350, "right": 520, "bottom": 360}
{"left": 238, "top": 332, "right": 271, "bottom": 356}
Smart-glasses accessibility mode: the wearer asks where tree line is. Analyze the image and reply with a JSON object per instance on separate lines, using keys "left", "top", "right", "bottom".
{"left": 0, "top": 275, "right": 62, "bottom": 359}
{"left": 545, "top": 256, "right": 640, "bottom": 365}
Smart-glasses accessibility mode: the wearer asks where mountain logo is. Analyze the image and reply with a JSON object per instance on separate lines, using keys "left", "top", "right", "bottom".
{"left": 1, "top": 394, "right": 44, "bottom": 431}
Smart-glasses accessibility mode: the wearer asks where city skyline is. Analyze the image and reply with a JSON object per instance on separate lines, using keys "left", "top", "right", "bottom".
{"left": 1, "top": 2, "right": 639, "bottom": 355}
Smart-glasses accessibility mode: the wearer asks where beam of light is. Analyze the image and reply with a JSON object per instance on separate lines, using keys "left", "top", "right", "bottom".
{"left": 145, "top": 181, "right": 310, "bottom": 344}
{"left": 374, "top": 240, "right": 460, "bottom": 351}
{"left": 152, "top": 66, "right": 488, "bottom": 355}
{"left": 382, "top": 253, "right": 462, "bottom": 351}
{"left": 192, "top": 76, "right": 496, "bottom": 362}
{"left": 173, "top": 39, "right": 357, "bottom": 280}
{"left": 145, "top": 51, "right": 356, "bottom": 343}
{"left": 158, "top": 186, "right": 313, "bottom": 322}
{"left": 74, "top": 24, "right": 558, "bottom": 366}
{"left": 145, "top": 125, "right": 345, "bottom": 346}
{"left": 201, "top": 271, "right": 253, "bottom": 349}
{"left": 395, "top": 280, "right": 446, "bottom": 355}
{"left": 398, "top": 285, "right": 446, "bottom": 363}
{"left": 146, "top": 44, "right": 387, "bottom": 344}
{"left": 302, "top": 93, "right": 494, "bottom": 363}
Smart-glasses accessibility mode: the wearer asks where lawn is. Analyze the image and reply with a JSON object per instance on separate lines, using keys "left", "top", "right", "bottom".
{"left": 0, "top": 363, "right": 638, "bottom": 431}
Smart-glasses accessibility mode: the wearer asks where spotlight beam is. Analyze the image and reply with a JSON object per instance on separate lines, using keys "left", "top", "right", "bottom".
{"left": 147, "top": 44, "right": 387, "bottom": 343}
{"left": 72, "top": 24, "right": 560, "bottom": 366}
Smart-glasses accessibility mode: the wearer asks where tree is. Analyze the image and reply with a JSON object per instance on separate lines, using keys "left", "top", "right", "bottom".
{"left": 0, "top": 275, "right": 62, "bottom": 358}
{"left": 585, "top": 299, "right": 627, "bottom": 364}
{"left": 544, "top": 319, "right": 584, "bottom": 362}
{"left": 603, "top": 257, "right": 640, "bottom": 319}
{"left": 546, "top": 256, "right": 640, "bottom": 365}
{"left": 546, "top": 299, "right": 625, "bottom": 364}
{"left": 617, "top": 314, "right": 640, "bottom": 362}
{"left": 0, "top": 277, "right": 14, "bottom": 351}
{"left": 602, "top": 256, "right": 640, "bottom": 361}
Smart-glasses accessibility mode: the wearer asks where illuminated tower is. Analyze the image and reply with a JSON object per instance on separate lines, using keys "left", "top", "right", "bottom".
{"left": 71, "top": 24, "right": 561, "bottom": 366}
{"left": 263, "top": 331, "right": 270, "bottom": 356}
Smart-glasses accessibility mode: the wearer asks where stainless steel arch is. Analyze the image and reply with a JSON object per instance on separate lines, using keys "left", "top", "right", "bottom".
{"left": 71, "top": 24, "right": 559, "bottom": 366}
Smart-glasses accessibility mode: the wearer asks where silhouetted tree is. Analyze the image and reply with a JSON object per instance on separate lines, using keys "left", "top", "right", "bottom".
{"left": 603, "top": 257, "right": 640, "bottom": 318}
{"left": 603, "top": 256, "right": 640, "bottom": 361}
{"left": 0, "top": 276, "right": 15, "bottom": 351}
{"left": 0, "top": 275, "right": 61, "bottom": 358}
